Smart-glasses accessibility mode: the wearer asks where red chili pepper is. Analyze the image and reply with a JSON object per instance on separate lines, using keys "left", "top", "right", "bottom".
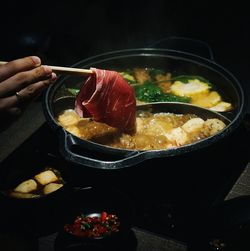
{"left": 101, "top": 212, "right": 107, "bottom": 222}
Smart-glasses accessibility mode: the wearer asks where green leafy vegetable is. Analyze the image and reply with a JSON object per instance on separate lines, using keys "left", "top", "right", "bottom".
{"left": 119, "top": 71, "right": 137, "bottom": 84}
{"left": 134, "top": 81, "right": 191, "bottom": 103}
{"left": 67, "top": 88, "right": 80, "bottom": 96}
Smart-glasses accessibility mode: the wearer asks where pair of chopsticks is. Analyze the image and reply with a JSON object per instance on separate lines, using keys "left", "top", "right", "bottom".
{"left": 0, "top": 61, "right": 93, "bottom": 76}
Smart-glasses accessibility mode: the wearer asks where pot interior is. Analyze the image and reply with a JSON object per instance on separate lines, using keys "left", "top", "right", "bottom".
{"left": 50, "top": 49, "right": 243, "bottom": 123}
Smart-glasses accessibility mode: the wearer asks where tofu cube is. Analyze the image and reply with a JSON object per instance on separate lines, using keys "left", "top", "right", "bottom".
{"left": 14, "top": 179, "right": 37, "bottom": 193}
{"left": 34, "top": 170, "right": 58, "bottom": 185}
{"left": 43, "top": 183, "right": 63, "bottom": 195}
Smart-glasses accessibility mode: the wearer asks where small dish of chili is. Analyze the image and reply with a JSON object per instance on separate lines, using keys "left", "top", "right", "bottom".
{"left": 64, "top": 211, "right": 121, "bottom": 239}
{"left": 54, "top": 186, "right": 135, "bottom": 251}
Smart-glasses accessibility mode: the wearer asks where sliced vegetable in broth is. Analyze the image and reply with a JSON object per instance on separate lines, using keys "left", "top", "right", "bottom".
{"left": 120, "top": 68, "right": 232, "bottom": 112}
{"left": 65, "top": 67, "right": 233, "bottom": 112}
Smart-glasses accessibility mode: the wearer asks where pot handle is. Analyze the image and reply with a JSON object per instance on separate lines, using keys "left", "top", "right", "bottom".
{"left": 147, "top": 36, "right": 215, "bottom": 61}
{"left": 58, "top": 130, "right": 153, "bottom": 169}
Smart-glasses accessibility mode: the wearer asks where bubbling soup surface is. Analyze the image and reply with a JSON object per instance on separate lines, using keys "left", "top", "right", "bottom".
{"left": 57, "top": 109, "right": 226, "bottom": 150}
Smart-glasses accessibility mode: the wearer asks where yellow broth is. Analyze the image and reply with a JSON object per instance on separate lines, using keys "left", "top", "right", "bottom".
{"left": 58, "top": 109, "right": 226, "bottom": 150}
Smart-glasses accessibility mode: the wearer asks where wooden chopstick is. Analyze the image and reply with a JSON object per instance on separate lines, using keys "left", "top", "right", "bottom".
{"left": 48, "top": 65, "right": 93, "bottom": 76}
{"left": 0, "top": 61, "right": 93, "bottom": 76}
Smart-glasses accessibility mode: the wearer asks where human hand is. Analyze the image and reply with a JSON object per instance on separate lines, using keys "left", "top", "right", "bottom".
{"left": 0, "top": 56, "right": 57, "bottom": 114}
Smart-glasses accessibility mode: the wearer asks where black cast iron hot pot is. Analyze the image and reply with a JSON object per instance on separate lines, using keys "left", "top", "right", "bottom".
{"left": 43, "top": 48, "right": 247, "bottom": 171}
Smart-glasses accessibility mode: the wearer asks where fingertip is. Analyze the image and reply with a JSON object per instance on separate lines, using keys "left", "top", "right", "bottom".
{"left": 43, "top": 65, "right": 53, "bottom": 75}
{"left": 31, "top": 56, "right": 41, "bottom": 66}
{"left": 51, "top": 72, "right": 57, "bottom": 82}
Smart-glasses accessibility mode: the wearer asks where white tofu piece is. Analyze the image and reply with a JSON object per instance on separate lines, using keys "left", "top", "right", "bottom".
{"left": 209, "top": 101, "right": 232, "bottom": 112}
{"left": 43, "top": 183, "right": 63, "bottom": 195}
{"left": 14, "top": 179, "right": 37, "bottom": 193}
{"left": 165, "top": 127, "right": 188, "bottom": 146}
{"left": 58, "top": 109, "right": 80, "bottom": 127}
{"left": 182, "top": 118, "right": 205, "bottom": 134}
{"left": 34, "top": 170, "right": 58, "bottom": 185}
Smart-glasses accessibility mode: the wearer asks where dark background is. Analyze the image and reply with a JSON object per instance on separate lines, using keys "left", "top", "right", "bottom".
{"left": 1, "top": 0, "right": 250, "bottom": 106}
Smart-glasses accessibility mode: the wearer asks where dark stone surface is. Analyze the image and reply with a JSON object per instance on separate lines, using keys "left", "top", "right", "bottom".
{"left": 38, "top": 228, "right": 186, "bottom": 251}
